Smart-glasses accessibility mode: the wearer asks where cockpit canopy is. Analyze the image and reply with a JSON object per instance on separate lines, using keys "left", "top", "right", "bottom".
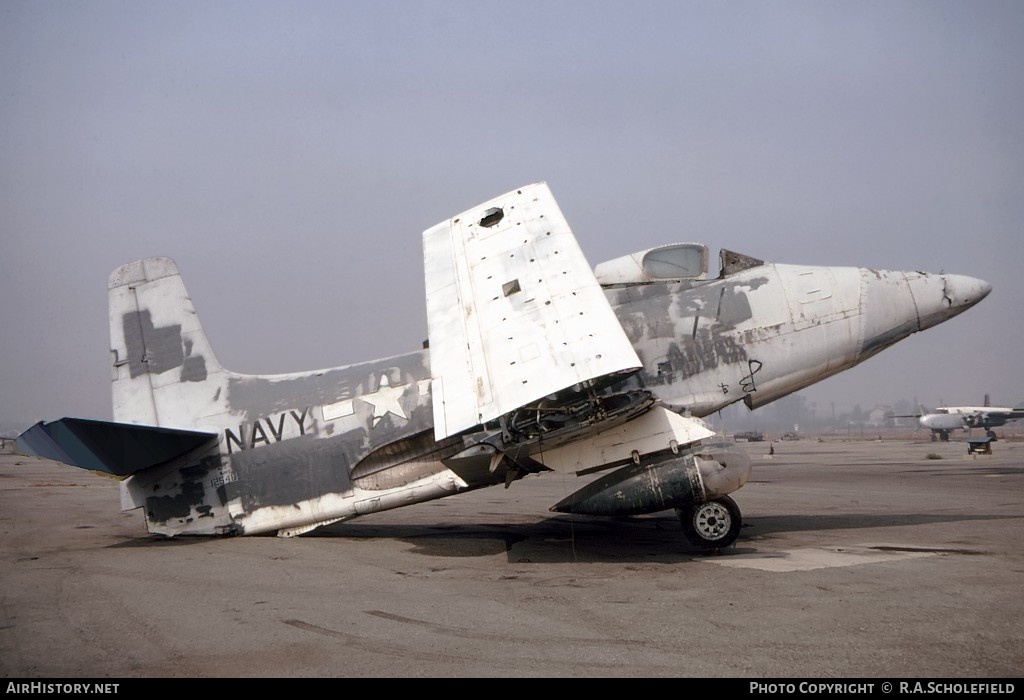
{"left": 594, "top": 244, "right": 764, "bottom": 287}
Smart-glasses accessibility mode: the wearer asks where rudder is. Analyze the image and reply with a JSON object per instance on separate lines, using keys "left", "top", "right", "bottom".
{"left": 109, "top": 257, "right": 227, "bottom": 429}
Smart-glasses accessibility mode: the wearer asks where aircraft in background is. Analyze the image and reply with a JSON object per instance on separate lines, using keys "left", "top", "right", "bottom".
{"left": 917, "top": 395, "right": 1024, "bottom": 441}
{"left": 15, "top": 182, "right": 991, "bottom": 549}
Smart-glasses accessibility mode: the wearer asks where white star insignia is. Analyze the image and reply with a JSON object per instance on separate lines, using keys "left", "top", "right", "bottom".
{"left": 363, "top": 374, "right": 408, "bottom": 426}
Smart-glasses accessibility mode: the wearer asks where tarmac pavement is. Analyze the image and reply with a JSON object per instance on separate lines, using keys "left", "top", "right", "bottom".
{"left": 1, "top": 436, "right": 1021, "bottom": 678}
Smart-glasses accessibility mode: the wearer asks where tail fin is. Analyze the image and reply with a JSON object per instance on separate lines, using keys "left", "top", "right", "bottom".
{"left": 108, "top": 257, "right": 227, "bottom": 429}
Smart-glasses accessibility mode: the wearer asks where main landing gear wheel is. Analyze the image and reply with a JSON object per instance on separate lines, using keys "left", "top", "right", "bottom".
{"left": 678, "top": 496, "right": 742, "bottom": 551}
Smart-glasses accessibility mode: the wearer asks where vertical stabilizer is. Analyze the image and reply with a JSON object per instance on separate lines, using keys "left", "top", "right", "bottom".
{"left": 109, "top": 257, "right": 226, "bottom": 428}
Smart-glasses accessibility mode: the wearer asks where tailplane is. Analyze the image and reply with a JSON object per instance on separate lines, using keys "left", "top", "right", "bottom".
{"left": 15, "top": 418, "right": 218, "bottom": 477}
{"left": 108, "top": 257, "right": 227, "bottom": 429}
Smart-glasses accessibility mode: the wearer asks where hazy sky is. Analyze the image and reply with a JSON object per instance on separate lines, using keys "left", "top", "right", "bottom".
{"left": 2, "top": 0, "right": 1022, "bottom": 432}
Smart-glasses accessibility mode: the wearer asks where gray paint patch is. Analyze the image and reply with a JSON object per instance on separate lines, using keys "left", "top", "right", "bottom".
{"left": 145, "top": 459, "right": 217, "bottom": 521}
{"left": 181, "top": 338, "right": 208, "bottom": 382}
{"left": 226, "top": 350, "right": 431, "bottom": 422}
{"left": 606, "top": 269, "right": 788, "bottom": 387}
{"left": 229, "top": 434, "right": 355, "bottom": 510}
{"left": 121, "top": 310, "right": 208, "bottom": 382}
{"left": 123, "top": 310, "right": 184, "bottom": 378}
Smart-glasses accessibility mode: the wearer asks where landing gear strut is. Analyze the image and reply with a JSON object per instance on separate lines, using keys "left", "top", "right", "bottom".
{"left": 678, "top": 495, "right": 742, "bottom": 550}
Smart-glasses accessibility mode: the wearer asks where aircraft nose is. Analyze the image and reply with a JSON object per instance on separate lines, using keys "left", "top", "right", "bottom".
{"left": 856, "top": 269, "right": 991, "bottom": 361}
{"left": 941, "top": 274, "right": 992, "bottom": 311}
{"left": 913, "top": 273, "right": 991, "bottom": 332}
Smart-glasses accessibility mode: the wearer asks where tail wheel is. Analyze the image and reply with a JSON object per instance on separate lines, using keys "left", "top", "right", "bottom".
{"left": 678, "top": 495, "right": 742, "bottom": 550}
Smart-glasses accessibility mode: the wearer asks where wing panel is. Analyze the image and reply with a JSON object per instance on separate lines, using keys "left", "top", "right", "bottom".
{"left": 424, "top": 182, "right": 641, "bottom": 439}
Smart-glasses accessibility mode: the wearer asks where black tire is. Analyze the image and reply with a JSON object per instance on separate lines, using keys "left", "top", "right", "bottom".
{"left": 678, "top": 496, "right": 742, "bottom": 550}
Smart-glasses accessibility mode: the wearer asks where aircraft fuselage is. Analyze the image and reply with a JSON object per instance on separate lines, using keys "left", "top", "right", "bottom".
{"left": 121, "top": 257, "right": 988, "bottom": 537}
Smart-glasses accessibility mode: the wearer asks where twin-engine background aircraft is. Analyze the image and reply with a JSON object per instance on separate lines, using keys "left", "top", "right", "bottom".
{"left": 15, "top": 182, "right": 992, "bottom": 549}
{"left": 915, "top": 395, "right": 1024, "bottom": 442}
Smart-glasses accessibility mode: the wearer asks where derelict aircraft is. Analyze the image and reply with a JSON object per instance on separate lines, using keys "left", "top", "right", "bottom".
{"left": 16, "top": 182, "right": 992, "bottom": 549}
{"left": 917, "top": 396, "right": 1024, "bottom": 441}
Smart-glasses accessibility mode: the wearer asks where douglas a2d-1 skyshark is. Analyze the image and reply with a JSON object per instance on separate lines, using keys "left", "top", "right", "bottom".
{"left": 16, "top": 182, "right": 992, "bottom": 549}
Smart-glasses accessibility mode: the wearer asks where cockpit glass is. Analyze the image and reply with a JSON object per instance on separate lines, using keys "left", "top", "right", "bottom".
{"left": 641, "top": 244, "right": 706, "bottom": 279}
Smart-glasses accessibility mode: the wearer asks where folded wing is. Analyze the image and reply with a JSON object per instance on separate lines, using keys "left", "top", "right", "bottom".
{"left": 423, "top": 182, "right": 641, "bottom": 440}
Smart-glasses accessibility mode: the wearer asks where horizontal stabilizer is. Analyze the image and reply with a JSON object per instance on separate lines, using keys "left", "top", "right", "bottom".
{"left": 15, "top": 418, "right": 219, "bottom": 477}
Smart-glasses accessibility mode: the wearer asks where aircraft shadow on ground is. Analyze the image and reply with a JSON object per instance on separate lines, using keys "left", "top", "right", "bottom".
{"left": 107, "top": 512, "right": 706, "bottom": 562}
{"left": 107, "top": 510, "right": 1013, "bottom": 563}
